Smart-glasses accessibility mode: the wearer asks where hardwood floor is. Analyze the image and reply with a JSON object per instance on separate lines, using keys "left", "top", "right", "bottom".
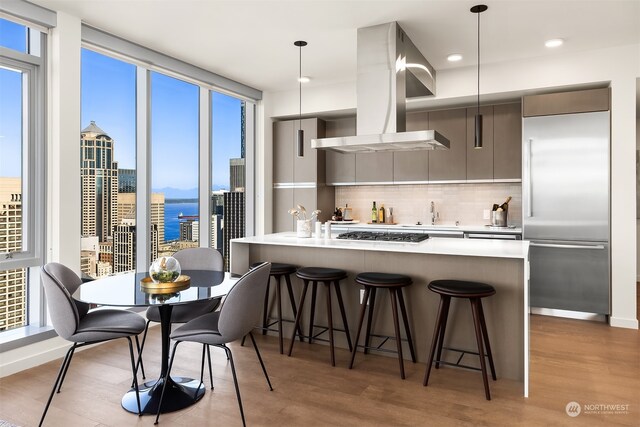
{"left": 0, "top": 315, "right": 638, "bottom": 426}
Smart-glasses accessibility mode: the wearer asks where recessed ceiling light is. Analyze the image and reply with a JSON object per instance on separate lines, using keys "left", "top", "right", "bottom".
{"left": 447, "top": 53, "right": 463, "bottom": 62}
{"left": 545, "top": 39, "right": 564, "bottom": 48}
{"left": 298, "top": 76, "right": 311, "bottom": 83}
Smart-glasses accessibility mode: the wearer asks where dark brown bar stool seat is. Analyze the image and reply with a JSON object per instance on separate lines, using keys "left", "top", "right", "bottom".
{"left": 349, "top": 272, "right": 416, "bottom": 379}
{"left": 423, "top": 279, "right": 497, "bottom": 400}
{"left": 248, "top": 261, "right": 303, "bottom": 354}
{"left": 288, "top": 267, "right": 352, "bottom": 366}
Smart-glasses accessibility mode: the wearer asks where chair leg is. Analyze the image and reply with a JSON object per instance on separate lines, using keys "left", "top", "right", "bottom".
{"left": 155, "top": 341, "right": 181, "bottom": 424}
{"left": 470, "top": 299, "right": 491, "bottom": 400}
{"left": 363, "top": 287, "right": 377, "bottom": 355}
{"left": 126, "top": 337, "right": 142, "bottom": 415}
{"left": 206, "top": 344, "right": 215, "bottom": 389}
{"left": 434, "top": 296, "right": 451, "bottom": 369}
{"left": 333, "top": 280, "right": 352, "bottom": 352}
{"left": 396, "top": 288, "right": 416, "bottom": 363}
{"left": 261, "top": 276, "right": 271, "bottom": 335}
{"left": 249, "top": 332, "right": 273, "bottom": 391}
{"left": 308, "top": 281, "right": 318, "bottom": 344}
{"left": 223, "top": 345, "right": 247, "bottom": 427}
{"left": 133, "top": 320, "right": 151, "bottom": 383}
{"left": 39, "top": 344, "right": 76, "bottom": 427}
{"left": 389, "top": 288, "right": 406, "bottom": 379}
{"left": 55, "top": 344, "right": 76, "bottom": 393}
{"left": 284, "top": 273, "right": 304, "bottom": 342}
{"left": 200, "top": 344, "right": 206, "bottom": 386}
{"left": 423, "top": 296, "right": 448, "bottom": 386}
{"left": 135, "top": 335, "right": 146, "bottom": 379}
{"left": 477, "top": 300, "right": 497, "bottom": 381}
{"left": 275, "top": 274, "right": 284, "bottom": 354}
{"left": 325, "top": 281, "right": 335, "bottom": 367}
{"left": 288, "top": 280, "right": 309, "bottom": 357}
{"left": 349, "top": 286, "right": 371, "bottom": 369}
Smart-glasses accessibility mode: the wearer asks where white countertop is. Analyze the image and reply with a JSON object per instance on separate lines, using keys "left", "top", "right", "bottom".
{"left": 232, "top": 232, "right": 529, "bottom": 260}
{"left": 326, "top": 222, "right": 522, "bottom": 234}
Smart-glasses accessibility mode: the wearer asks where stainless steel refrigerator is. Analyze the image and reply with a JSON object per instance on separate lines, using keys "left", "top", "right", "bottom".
{"left": 523, "top": 111, "right": 610, "bottom": 317}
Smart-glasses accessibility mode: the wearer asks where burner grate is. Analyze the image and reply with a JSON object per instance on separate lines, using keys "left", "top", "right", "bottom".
{"left": 336, "top": 231, "right": 429, "bottom": 243}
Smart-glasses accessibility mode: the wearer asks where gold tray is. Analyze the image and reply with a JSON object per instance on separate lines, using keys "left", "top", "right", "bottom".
{"left": 140, "top": 275, "right": 191, "bottom": 293}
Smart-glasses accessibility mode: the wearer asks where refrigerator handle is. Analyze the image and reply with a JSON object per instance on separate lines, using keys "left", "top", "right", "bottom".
{"left": 526, "top": 138, "right": 532, "bottom": 217}
{"left": 530, "top": 242, "right": 606, "bottom": 250}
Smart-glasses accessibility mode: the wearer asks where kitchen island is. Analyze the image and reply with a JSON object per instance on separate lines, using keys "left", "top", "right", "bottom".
{"left": 231, "top": 232, "right": 530, "bottom": 396}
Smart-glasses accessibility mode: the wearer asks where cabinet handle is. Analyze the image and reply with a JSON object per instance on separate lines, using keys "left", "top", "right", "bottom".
{"left": 530, "top": 242, "right": 605, "bottom": 250}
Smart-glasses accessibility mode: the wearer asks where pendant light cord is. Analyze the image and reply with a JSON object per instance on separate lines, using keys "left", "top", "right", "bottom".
{"left": 299, "top": 44, "right": 302, "bottom": 122}
{"left": 477, "top": 10, "right": 480, "bottom": 116}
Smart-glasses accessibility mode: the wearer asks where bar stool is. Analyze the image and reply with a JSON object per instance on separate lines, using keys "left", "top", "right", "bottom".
{"left": 349, "top": 272, "right": 416, "bottom": 379}
{"left": 287, "top": 267, "right": 352, "bottom": 366}
{"left": 423, "top": 279, "right": 497, "bottom": 400}
{"left": 248, "top": 261, "right": 303, "bottom": 354}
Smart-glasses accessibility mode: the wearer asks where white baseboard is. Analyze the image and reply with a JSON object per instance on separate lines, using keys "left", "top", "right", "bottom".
{"left": 609, "top": 316, "right": 639, "bottom": 329}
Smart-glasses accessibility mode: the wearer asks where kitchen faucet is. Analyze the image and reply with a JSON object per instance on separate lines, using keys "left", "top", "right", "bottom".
{"left": 430, "top": 201, "right": 438, "bottom": 225}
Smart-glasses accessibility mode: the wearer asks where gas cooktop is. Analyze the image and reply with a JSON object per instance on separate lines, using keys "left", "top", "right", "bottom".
{"left": 336, "top": 231, "right": 429, "bottom": 243}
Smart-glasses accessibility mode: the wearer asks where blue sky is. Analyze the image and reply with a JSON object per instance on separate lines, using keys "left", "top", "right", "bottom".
{"left": 1, "top": 17, "right": 243, "bottom": 190}
{"left": 0, "top": 18, "right": 27, "bottom": 178}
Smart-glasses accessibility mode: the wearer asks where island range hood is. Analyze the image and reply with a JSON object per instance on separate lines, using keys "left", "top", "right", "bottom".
{"left": 312, "top": 22, "right": 449, "bottom": 153}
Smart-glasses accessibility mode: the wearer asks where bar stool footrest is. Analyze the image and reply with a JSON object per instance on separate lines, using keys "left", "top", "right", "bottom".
{"left": 432, "top": 346, "right": 491, "bottom": 372}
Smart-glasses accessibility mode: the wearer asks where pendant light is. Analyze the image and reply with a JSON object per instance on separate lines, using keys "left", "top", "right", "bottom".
{"left": 294, "top": 40, "right": 307, "bottom": 157}
{"left": 471, "top": 4, "right": 487, "bottom": 149}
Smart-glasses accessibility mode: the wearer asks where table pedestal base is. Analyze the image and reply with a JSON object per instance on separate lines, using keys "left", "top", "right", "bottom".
{"left": 121, "top": 376, "right": 205, "bottom": 415}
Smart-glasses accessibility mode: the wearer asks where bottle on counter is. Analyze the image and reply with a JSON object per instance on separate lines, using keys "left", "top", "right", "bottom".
{"left": 371, "top": 201, "right": 377, "bottom": 223}
{"left": 496, "top": 196, "right": 512, "bottom": 212}
{"left": 378, "top": 203, "right": 386, "bottom": 223}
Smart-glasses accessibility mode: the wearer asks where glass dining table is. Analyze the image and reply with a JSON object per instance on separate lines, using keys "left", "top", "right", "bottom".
{"left": 76, "top": 269, "right": 239, "bottom": 415}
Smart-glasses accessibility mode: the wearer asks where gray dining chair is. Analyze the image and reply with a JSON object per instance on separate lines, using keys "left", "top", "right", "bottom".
{"left": 154, "top": 262, "right": 273, "bottom": 426}
{"left": 39, "top": 262, "right": 146, "bottom": 426}
{"left": 136, "top": 247, "right": 224, "bottom": 388}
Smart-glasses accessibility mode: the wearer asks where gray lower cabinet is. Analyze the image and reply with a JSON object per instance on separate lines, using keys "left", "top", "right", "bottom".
{"left": 466, "top": 106, "right": 494, "bottom": 180}
{"left": 355, "top": 152, "right": 393, "bottom": 183}
{"left": 493, "top": 103, "right": 522, "bottom": 180}
{"left": 429, "top": 108, "right": 467, "bottom": 181}
{"left": 273, "top": 188, "right": 294, "bottom": 232}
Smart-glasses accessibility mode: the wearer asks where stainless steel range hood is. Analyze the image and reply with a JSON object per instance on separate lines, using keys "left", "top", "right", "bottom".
{"left": 312, "top": 22, "right": 449, "bottom": 153}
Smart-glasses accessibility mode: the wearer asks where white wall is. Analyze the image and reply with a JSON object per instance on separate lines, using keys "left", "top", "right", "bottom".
{"left": 262, "top": 43, "right": 640, "bottom": 329}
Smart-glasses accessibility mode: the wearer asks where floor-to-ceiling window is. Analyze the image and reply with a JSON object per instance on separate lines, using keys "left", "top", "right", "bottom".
{"left": 211, "top": 92, "right": 246, "bottom": 270}
{"left": 151, "top": 72, "right": 199, "bottom": 257}
{"left": 0, "top": 16, "right": 46, "bottom": 332}
{"left": 80, "top": 49, "right": 137, "bottom": 277}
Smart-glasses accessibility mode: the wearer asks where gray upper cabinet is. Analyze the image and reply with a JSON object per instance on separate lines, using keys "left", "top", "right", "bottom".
{"left": 466, "top": 106, "right": 494, "bottom": 180}
{"left": 394, "top": 111, "right": 429, "bottom": 182}
{"left": 523, "top": 88, "right": 609, "bottom": 117}
{"left": 325, "top": 117, "right": 356, "bottom": 184}
{"left": 429, "top": 108, "right": 467, "bottom": 181}
{"left": 356, "top": 152, "right": 394, "bottom": 183}
{"left": 293, "top": 118, "right": 324, "bottom": 184}
{"left": 273, "top": 120, "right": 294, "bottom": 183}
{"left": 493, "top": 103, "right": 522, "bottom": 180}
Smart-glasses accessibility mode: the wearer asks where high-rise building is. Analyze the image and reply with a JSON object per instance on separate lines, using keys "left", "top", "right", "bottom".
{"left": 113, "top": 218, "right": 158, "bottom": 273}
{"left": 117, "top": 192, "right": 165, "bottom": 243}
{"left": 80, "top": 236, "right": 100, "bottom": 278}
{"left": 223, "top": 191, "right": 245, "bottom": 271}
{"left": 211, "top": 191, "right": 224, "bottom": 215}
{"left": 211, "top": 214, "right": 223, "bottom": 251}
{"left": 229, "top": 158, "right": 245, "bottom": 192}
{"left": 179, "top": 219, "right": 198, "bottom": 242}
{"left": 0, "top": 177, "right": 26, "bottom": 331}
{"left": 81, "top": 121, "right": 119, "bottom": 242}
{"left": 118, "top": 168, "right": 136, "bottom": 193}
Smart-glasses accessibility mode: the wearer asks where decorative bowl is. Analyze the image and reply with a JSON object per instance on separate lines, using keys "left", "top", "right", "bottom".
{"left": 149, "top": 256, "right": 181, "bottom": 283}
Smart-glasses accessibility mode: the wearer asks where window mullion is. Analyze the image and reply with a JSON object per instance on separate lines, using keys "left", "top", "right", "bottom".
{"left": 199, "top": 89, "right": 211, "bottom": 248}
{"left": 135, "top": 67, "right": 151, "bottom": 271}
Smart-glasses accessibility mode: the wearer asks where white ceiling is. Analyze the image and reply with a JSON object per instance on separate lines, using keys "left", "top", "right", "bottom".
{"left": 33, "top": 0, "right": 640, "bottom": 94}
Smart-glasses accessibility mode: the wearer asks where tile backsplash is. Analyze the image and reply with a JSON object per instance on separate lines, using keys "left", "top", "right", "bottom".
{"left": 335, "top": 183, "right": 522, "bottom": 226}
